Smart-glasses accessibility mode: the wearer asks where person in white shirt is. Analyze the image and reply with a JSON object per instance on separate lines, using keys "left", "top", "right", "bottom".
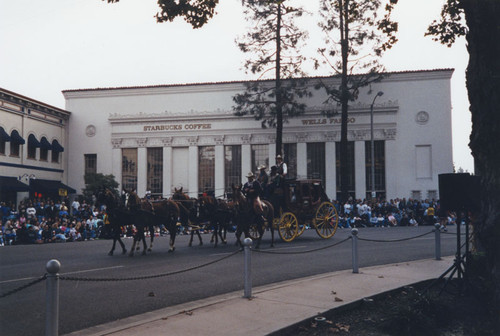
{"left": 276, "top": 155, "right": 287, "bottom": 177}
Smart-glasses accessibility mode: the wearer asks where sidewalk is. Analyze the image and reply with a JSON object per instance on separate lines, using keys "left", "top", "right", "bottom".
{"left": 66, "top": 256, "right": 454, "bottom": 336}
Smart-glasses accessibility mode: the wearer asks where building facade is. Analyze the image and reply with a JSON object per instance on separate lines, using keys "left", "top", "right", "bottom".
{"left": 63, "top": 69, "right": 454, "bottom": 201}
{"left": 0, "top": 88, "right": 73, "bottom": 204}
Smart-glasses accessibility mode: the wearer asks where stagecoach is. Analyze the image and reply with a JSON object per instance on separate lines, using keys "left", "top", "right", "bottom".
{"left": 250, "top": 179, "right": 339, "bottom": 242}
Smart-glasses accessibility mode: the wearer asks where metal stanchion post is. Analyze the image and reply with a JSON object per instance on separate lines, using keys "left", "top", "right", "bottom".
{"left": 45, "top": 259, "right": 61, "bottom": 336}
{"left": 243, "top": 238, "right": 252, "bottom": 298}
{"left": 434, "top": 223, "right": 442, "bottom": 260}
{"left": 351, "top": 228, "right": 359, "bottom": 273}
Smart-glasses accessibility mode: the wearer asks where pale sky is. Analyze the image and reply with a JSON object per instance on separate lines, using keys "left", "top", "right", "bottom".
{"left": 0, "top": 0, "right": 473, "bottom": 172}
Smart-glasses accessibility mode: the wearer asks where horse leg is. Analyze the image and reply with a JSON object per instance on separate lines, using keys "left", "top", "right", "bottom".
{"left": 118, "top": 237, "right": 127, "bottom": 254}
{"left": 108, "top": 238, "right": 117, "bottom": 256}
{"left": 168, "top": 223, "right": 176, "bottom": 252}
{"left": 147, "top": 225, "right": 154, "bottom": 252}
{"left": 196, "top": 228, "right": 203, "bottom": 246}
{"left": 188, "top": 229, "right": 194, "bottom": 247}
{"left": 129, "top": 238, "right": 137, "bottom": 257}
{"left": 141, "top": 236, "right": 147, "bottom": 255}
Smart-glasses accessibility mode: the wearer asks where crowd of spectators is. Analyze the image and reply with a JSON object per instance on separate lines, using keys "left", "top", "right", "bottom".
{"left": 0, "top": 197, "right": 107, "bottom": 246}
{"left": 1, "top": 195, "right": 458, "bottom": 246}
{"left": 332, "top": 197, "right": 457, "bottom": 230}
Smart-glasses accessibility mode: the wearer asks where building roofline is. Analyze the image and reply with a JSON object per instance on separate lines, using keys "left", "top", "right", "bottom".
{"left": 0, "top": 87, "right": 71, "bottom": 116}
{"left": 62, "top": 68, "right": 454, "bottom": 94}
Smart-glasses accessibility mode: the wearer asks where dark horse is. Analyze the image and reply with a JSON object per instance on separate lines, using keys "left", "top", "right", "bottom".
{"left": 126, "top": 191, "right": 180, "bottom": 254}
{"left": 172, "top": 188, "right": 234, "bottom": 248}
{"left": 231, "top": 184, "right": 275, "bottom": 249}
{"left": 96, "top": 188, "right": 128, "bottom": 256}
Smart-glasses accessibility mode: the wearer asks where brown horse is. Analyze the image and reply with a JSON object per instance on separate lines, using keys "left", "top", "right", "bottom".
{"left": 171, "top": 187, "right": 231, "bottom": 248}
{"left": 126, "top": 191, "right": 180, "bottom": 254}
{"left": 231, "top": 184, "right": 275, "bottom": 249}
{"left": 96, "top": 188, "right": 128, "bottom": 256}
{"left": 171, "top": 187, "right": 204, "bottom": 247}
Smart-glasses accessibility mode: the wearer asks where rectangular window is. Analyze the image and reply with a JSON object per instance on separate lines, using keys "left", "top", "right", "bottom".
{"left": 51, "top": 151, "right": 59, "bottom": 163}
{"left": 416, "top": 145, "right": 432, "bottom": 179}
{"left": 10, "top": 142, "right": 20, "bottom": 157}
{"left": 307, "top": 142, "right": 325, "bottom": 184}
{"left": 27, "top": 142, "right": 37, "bottom": 159}
{"left": 40, "top": 148, "right": 48, "bottom": 161}
{"left": 412, "top": 190, "right": 422, "bottom": 201}
{"left": 365, "top": 140, "right": 386, "bottom": 198}
{"left": 251, "top": 144, "right": 268, "bottom": 174}
{"left": 225, "top": 145, "right": 241, "bottom": 192}
{"left": 0, "top": 139, "right": 5, "bottom": 155}
{"left": 122, "top": 148, "right": 138, "bottom": 192}
{"left": 335, "top": 141, "right": 355, "bottom": 199}
{"left": 84, "top": 154, "right": 97, "bottom": 175}
{"left": 198, "top": 146, "right": 215, "bottom": 195}
{"left": 427, "top": 190, "right": 438, "bottom": 201}
{"left": 283, "top": 143, "right": 297, "bottom": 179}
{"left": 147, "top": 147, "right": 163, "bottom": 194}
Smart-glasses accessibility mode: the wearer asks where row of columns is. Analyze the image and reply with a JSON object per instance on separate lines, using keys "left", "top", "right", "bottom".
{"left": 111, "top": 140, "right": 390, "bottom": 200}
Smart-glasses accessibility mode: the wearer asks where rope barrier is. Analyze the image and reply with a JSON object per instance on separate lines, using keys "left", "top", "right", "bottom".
{"left": 59, "top": 249, "right": 241, "bottom": 282}
{"left": 357, "top": 230, "right": 434, "bottom": 243}
{"left": 253, "top": 236, "right": 352, "bottom": 255}
{"left": 0, "top": 274, "right": 47, "bottom": 299}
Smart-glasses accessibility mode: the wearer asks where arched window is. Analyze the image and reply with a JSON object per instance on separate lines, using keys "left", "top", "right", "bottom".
{"left": 51, "top": 139, "right": 64, "bottom": 163}
{"left": 40, "top": 137, "right": 52, "bottom": 161}
{"left": 0, "top": 126, "right": 10, "bottom": 155}
{"left": 27, "top": 134, "right": 40, "bottom": 160}
{"left": 10, "top": 130, "right": 25, "bottom": 157}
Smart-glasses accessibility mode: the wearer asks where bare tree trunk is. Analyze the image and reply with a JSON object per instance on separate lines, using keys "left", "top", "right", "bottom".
{"left": 275, "top": 3, "right": 283, "bottom": 156}
{"left": 463, "top": 0, "right": 500, "bottom": 316}
{"left": 339, "top": 0, "right": 350, "bottom": 203}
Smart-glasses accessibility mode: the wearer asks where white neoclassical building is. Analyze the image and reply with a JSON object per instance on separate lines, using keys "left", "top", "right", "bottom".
{"left": 63, "top": 69, "right": 454, "bottom": 201}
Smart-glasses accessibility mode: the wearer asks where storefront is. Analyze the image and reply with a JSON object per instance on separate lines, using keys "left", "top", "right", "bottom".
{"left": 0, "top": 88, "right": 73, "bottom": 205}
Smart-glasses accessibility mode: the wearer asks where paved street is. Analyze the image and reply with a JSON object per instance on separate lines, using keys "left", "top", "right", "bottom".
{"left": 0, "top": 226, "right": 457, "bottom": 335}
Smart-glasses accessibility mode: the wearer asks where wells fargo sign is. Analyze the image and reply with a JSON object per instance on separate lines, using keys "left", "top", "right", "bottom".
{"left": 144, "top": 123, "right": 212, "bottom": 131}
{"left": 301, "top": 118, "right": 356, "bottom": 125}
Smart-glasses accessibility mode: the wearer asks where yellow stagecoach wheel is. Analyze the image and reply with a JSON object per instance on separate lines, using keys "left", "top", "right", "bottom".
{"left": 278, "top": 212, "right": 299, "bottom": 242}
{"left": 314, "top": 201, "right": 339, "bottom": 239}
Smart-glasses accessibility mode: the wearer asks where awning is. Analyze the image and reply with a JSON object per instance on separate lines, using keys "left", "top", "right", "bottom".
{"left": 40, "top": 137, "right": 52, "bottom": 150}
{"left": 28, "top": 134, "right": 41, "bottom": 148}
{"left": 0, "top": 176, "right": 30, "bottom": 192}
{"left": 10, "top": 130, "right": 25, "bottom": 144}
{"left": 30, "top": 179, "right": 76, "bottom": 195}
{"left": 0, "top": 127, "right": 10, "bottom": 141}
{"left": 51, "top": 139, "right": 64, "bottom": 152}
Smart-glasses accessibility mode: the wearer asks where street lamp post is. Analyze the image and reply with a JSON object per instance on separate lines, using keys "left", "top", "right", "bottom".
{"left": 370, "top": 91, "right": 383, "bottom": 199}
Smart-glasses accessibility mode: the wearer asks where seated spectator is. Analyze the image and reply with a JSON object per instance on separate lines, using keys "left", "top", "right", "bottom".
{"left": 388, "top": 213, "right": 398, "bottom": 226}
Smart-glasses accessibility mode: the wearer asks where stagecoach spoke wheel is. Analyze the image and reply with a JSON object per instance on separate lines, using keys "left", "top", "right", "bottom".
{"left": 278, "top": 212, "right": 298, "bottom": 242}
{"left": 314, "top": 202, "right": 339, "bottom": 239}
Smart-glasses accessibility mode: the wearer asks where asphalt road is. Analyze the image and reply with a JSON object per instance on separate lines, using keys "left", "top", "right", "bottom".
{"left": 0, "top": 226, "right": 458, "bottom": 335}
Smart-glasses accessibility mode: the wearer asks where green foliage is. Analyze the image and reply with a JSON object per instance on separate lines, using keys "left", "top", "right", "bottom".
{"left": 82, "top": 173, "right": 119, "bottom": 201}
{"left": 426, "top": 0, "right": 467, "bottom": 47}
{"left": 104, "top": 0, "right": 219, "bottom": 28}
{"left": 315, "top": 0, "right": 398, "bottom": 111}
{"left": 233, "top": 0, "right": 311, "bottom": 153}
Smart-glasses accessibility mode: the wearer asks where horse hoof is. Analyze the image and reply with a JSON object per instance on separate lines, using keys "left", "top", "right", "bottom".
{"left": 222, "top": 240, "right": 227, "bottom": 245}
{"left": 188, "top": 243, "right": 192, "bottom": 247}
{"left": 122, "top": 249, "right": 127, "bottom": 255}
{"left": 199, "top": 242, "right": 203, "bottom": 246}
{"left": 147, "top": 248, "right": 152, "bottom": 252}
{"left": 108, "top": 251, "right": 113, "bottom": 256}
{"left": 129, "top": 253, "right": 134, "bottom": 257}
{"left": 142, "top": 251, "right": 147, "bottom": 256}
